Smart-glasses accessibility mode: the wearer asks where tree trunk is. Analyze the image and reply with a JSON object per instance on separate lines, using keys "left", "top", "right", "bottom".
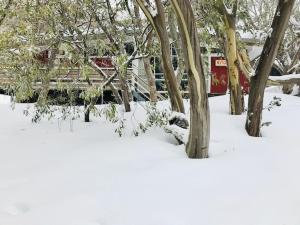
{"left": 132, "top": 4, "right": 158, "bottom": 103}
{"left": 171, "top": 0, "right": 210, "bottom": 158}
{"left": 93, "top": 2, "right": 132, "bottom": 112}
{"left": 37, "top": 46, "right": 59, "bottom": 107}
{"left": 224, "top": 15, "right": 244, "bottom": 115}
{"left": 246, "top": 0, "right": 295, "bottom": 137}
{"left": 154, "top": 0, "right": 184, "bottom": 113}
{"left": 115, "top": 51, "right": 132, "bottom": 112}
{"left": 84, "top": 101, "right": 90, "bottom": 122}
{"left": 168, "top": 9, "right": 186, "bottom": 88}
{"left": 143, "top": 30, "right": 158, "bottom": 103}
{"left": 143, "top": 56, "right": 158, "bottom": 103}
{"left": 118, "top": 71, "right": 131, "bottom": 112}
{"left": 237, "top": 49, "right": 254, "bottom": 80}
{"left": 136, "top": 0, "right": 185, "bottom": 113}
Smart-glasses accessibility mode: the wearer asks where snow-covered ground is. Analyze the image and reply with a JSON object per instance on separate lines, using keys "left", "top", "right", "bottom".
{"left": 0, "top": 94, "right": 11, "bottom": 104}
{"left": 0, "top": 92, "right": 300, "bottom": 225}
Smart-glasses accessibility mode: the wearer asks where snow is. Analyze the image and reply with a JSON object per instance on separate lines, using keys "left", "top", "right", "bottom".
{"left": 165, "top": 112, "right": 189, "bottom": 144}
{"left": 290, "top": 15, "right": 300, "bottom": 33}
{"left": 165, "top": 124, "right": 188, "bottom": 144}
{"left": 238, "top": 30, "right": 265, "bottom": 43}
{"left": 246, "top": 45, "right": 263, "bottom": 61}
{"left": 224, "top": 3, "right": 233, "bottom": 15}
{"left": 145, "top": 0, "right": 158, "bottom": 17}
{"left": 1, "top": 93, "right": 300, "bottom": 225}
{"left": 266, "top": 85, "right": 300, "bottom": 95}
{"left": 269, "top": 73, "right": 300, "bottom": 81}
{"left": 168, "top": 111, "right": 188, "bottom": 123}
{"left": 0, "top": 94, "right": 11, "bottom": 104}
{"left": 267, "top": 27, "right": 273, "bottom": 38}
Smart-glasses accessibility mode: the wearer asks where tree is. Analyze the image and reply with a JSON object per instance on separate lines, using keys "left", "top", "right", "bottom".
{"left": 135, "top": 0, "right": 185, "bottom": 113}
{"left": 215, "top": 0, "right": 244, "bottom": 115}
{"left": 0, "top": 1, "right": 63, "bottom": 106}
{"left": 245, "top": 0, "right": 296, "bottom": 137}
{"left": 171, "top": 0, "right": 210, "bottom": 158}
{"left": 193, "top": 0, "right": 245, "bottom": 115}
{"left": 132, "top": 2, "right": 158, "bottom": 103}
{"left": 1, "top": 0, "right": 137, "bottom": 122}
{"left": 87, "top": 0, "right": 133, "bottom": 112}
{"left": 168, "top": 7, "right": 186, "bottom": 88}
{"left": 239, "top": 0, "right": 299, "bottom": 94}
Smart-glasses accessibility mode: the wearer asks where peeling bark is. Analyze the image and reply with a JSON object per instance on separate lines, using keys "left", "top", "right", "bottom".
{"left": 171, "top": 0, "right": 210, "bottom": 158}
{"left": 219, "top": 0, "right": 244, "bottom": 115}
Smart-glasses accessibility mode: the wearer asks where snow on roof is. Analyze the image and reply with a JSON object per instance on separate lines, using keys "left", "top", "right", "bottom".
{"left": 269, "top": 74, "right": 300, "bottom": 81}
{"left": 290, "top": 15, "right": 300, "bottom": 34}
{"left": 246, "top": 45, "right": 263, "bottom": 61}
{"left": 238, "top": 30, "right": 265, "bottom": 43}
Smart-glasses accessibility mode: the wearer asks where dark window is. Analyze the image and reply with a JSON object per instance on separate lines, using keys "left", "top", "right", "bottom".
{"left": 172, "top": 56, "right": 178, "bottom": 70}
{"left": 270, "top": 67, "right": 282, "bottom": 76}
{"left": 125, "top": 42, "right": 135, "bottom": 55}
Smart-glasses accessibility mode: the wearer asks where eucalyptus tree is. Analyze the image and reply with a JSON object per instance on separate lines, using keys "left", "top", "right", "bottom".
{"left": 168, "top": 8, "right": 185, "bottom": 87}
{"left": 171, "top": 0, "right": 210, "bottom": 158}
{"left": 0, "top": 0, "right": 137, "bottom": 122}
{"left": 216, "top": 0, "right": 244, "bottom": 115}
{"left": 194, "top": 0, "right": 245, "bottom": 115}
{"left": 135, "top": 0, "right": 185, "bottom": 113}
{"left": 0, "top": 1, "right": 84, "bottom": 119}
{"left": 0, "top": 1, "right": 62, "bottom": 104}
{"left": 52, "top": 0, "right": 135, "bottom": 115}
{"left": 131, "top": 1, "right": 158, "bottom": 103}
{"left": 245, "top": 0, "right": 296, "bottom": 137}
{"left": 242, "top": 0, "right": 300, "bottom": 75}
{"left": 85, "top": 0, "right": 134, "bottom": 112}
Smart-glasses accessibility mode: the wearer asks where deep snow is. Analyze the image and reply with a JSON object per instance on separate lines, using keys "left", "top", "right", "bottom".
{"left": 0, "top": 92, "right": 300, "bottom": 225}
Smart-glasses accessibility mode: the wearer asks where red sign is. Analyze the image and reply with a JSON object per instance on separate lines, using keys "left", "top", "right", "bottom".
{"left": 215, "top": 59, "right": 227, "bottom": 67}
{"left": 210, "top": 56, "right": 249, "bottom": 95}
{"left": 92, "top": 57, "right": 113, "bottom": 68}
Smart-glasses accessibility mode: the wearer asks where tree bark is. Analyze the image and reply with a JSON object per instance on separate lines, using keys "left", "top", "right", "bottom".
{"left": 92, "top": 3, "right": 132, "bottom": 112}
{"left": 84, "top": 101, "right": 90, "bottom": 122}
{"left": 133, "top": 3, "right": 158, "bottom": 103}
{"left": 37, "top": 45, "right": 59, "bottom": 107}
{"left": 246, "top": 0, "right": 295, "bottom": 137}
{"left": 118, "top": 69, "right": 131, "bottom": 112}
{"left": 136, "top": 0, "right": 185, "bottom": 113}
{"left": 143, "top": 56, "right": 158, "bottom": 103}
{"left": 168, "top": 9, "right": 186, "bottom": 88}
{"left": 224, "top": 14, "right": 244, "bottom": 114}
{"left": 171, "top": 0, "right": 210, "bottom": 158}
{"left": 215, "top": 0, "right": 244, "bottom": 115}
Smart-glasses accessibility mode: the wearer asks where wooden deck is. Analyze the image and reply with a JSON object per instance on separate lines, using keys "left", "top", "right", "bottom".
{"left": 0, "top": 67, "right": 133, "bottom": 91}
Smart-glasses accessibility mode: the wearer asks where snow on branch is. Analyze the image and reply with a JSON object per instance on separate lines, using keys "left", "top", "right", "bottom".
{"left": 168, "top": 112, "right": 189, "bottom": 128}
{"left": 165, "top": 112, "right": 189, "bottom": 145}
{"left": 223, "top": 2, "right": 233, "bottom": 15}
{"left": 145, "top": 0, "right": 158, "bottom": 17}
{"left": 165, "top": 124, "right": 188, "bottom": 145}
